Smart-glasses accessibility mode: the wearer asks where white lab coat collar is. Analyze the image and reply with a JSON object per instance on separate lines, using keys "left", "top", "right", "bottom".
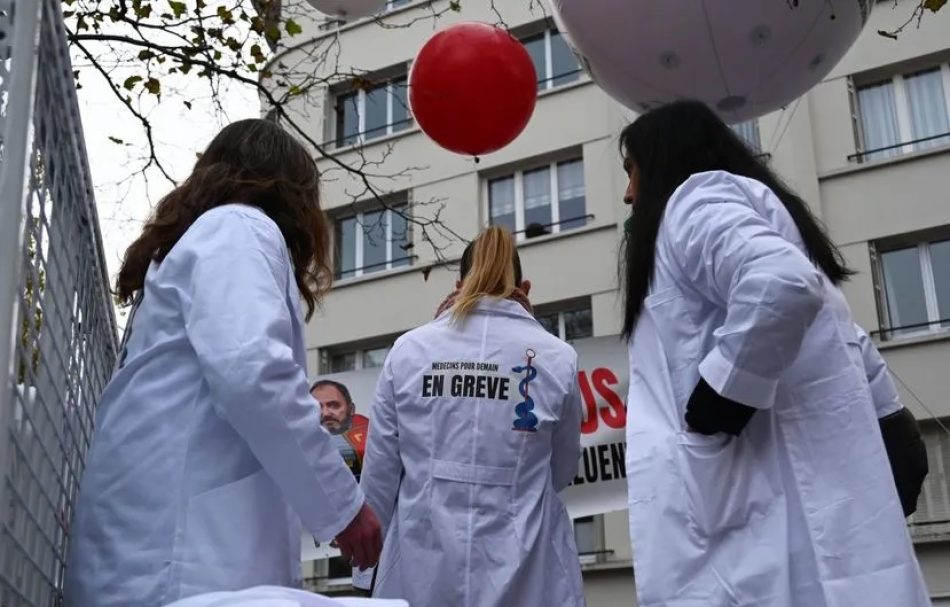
{"left": 436, "top": 297, "right": 536, "bottom": 323}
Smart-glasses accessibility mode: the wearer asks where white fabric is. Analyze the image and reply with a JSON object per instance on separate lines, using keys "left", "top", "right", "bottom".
{"left": 64, "top": 205, "right": 363, "bottom": 607}
{"left": 625, "top": 171, "right": 930, "bottom": 607}
{"left": 853, "top": 324, "right": 903, "bottom": 419}
{"left": 361, "top": 299, "right": 586, "bottom": 607}
{"left": 163, "top": 586, "right": 407, "bottom": 607}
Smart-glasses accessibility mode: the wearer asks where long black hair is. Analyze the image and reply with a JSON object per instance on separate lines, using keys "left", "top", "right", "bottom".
{"left": 620, "top": 99, "right": 853, "bottom": 339}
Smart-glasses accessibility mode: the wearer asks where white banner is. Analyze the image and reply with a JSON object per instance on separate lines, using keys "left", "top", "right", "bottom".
{"left": 311, "top": 336, "right": 629, "bottom": 521}
{"left": 559, "top": 336, "right": 629, "bottom": 519}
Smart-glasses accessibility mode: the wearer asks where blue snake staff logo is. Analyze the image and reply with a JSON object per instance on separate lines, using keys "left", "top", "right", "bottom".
{"left": 512, "top": 348, "right": 539, "bottom": 432}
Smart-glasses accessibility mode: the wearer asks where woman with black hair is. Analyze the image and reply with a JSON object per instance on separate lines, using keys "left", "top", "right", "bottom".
{"left": 619, "top": 100, "right": 929, "bottom": 606}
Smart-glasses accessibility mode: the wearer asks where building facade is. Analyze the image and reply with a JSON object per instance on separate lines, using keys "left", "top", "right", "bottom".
{"left": 269, "top": 1, "right": 950, "bottom": 603}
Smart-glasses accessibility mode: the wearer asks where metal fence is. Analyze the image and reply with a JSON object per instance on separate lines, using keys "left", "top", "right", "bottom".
{"left": 0, "top": 0, "right": 119, "bottom": 605}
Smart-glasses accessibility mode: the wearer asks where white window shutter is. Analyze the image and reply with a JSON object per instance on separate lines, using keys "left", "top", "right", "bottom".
{"left": 912, "top": 422, "right": 950, "bottom": 525}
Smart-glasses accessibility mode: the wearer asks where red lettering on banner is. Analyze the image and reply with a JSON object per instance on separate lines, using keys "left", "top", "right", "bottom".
{"left": 577, "top": 367, "right": 627, "bottom": 434}
{"left": 577, "top": 370, "right": 599, "bottom": 434}
{"left": 593, "top": 368, "right": 626, "bottom": 428}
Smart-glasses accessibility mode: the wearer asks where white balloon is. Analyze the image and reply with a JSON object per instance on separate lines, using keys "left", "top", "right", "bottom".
{"left": 548, "top": 0, "right": 874, "bottom": 123}
{"left": 305, "top": 0, "right": 387, "bottom": 20}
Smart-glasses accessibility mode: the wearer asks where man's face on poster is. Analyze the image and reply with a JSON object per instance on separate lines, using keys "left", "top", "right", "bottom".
{"left": 312, "top": 384, "right": 353, "bottom": 435}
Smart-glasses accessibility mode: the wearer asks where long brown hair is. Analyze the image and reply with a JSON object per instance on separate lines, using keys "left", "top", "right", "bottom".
{"left": 116, "top": 118, "right": 332, "bottom": 320}
{"left": 453, "top": 226, "right": 523, "bottom": 321}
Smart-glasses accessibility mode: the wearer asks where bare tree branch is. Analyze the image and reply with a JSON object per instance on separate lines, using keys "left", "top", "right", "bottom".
{"left": 66, "top": 0, "right": 944, "bottom": 270}
{"left": 71, "top": 37, "right": 176, "bottom": 182}
{"left": 878, "top": 0, "right": 945, "bottom": 39}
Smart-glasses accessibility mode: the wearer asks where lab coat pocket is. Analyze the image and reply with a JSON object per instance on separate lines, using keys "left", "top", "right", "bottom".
{"left": 429, "top": 459, "right": 516, "bottom": 529}
{"left": 430, "top": 460, "right": 514, "bottom": 510}
{"left": 178, "top": 468, "right": 290, "bottom": 596}
{"left": 676, "top": 433, "right": 774, "bottom": 540}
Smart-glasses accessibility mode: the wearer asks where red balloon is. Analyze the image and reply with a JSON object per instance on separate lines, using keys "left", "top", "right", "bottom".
{"left": 409, "top": 22, "right": 538, "bottom": 157}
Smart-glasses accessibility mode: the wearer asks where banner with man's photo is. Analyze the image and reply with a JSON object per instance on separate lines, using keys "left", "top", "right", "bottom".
{"left": 307, "top": 335, "right": 630, "bottom": 525}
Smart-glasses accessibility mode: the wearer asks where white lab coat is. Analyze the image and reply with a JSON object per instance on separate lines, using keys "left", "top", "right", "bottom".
{"left": 625, "top": 171, "right": 930, "bottom": 607}
{"left": 854, "top": 324, "right": 903, "bottom": 419}
{"left": 361, "top": 299, "right": 586, "bottom": 607}
{"left": 64, "top": 205, "right": 363, "bottom": 607}
{"left": 162, "top": 585, "right": 407, "bottom": 607}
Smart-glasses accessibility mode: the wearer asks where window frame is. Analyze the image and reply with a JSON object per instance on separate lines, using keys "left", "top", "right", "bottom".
{"left": 908, "top": 418, "right": 950, "bottom": 537}
{"left": 730, "top": 119, "right": 762, "bottom": 153}
{"left": 332, "top": 73, "right": 410, "bottom": 148}
{"left": 853, "top": 62, "right": 950, "bottom": 161}
{"left": 322, "top": 345, "right": 392, "bottom": 374}
{"left": 534, "top": 298, "right": 594, "bottom": 342}
{"left": 573, "top": 515, "right": 607, "bottom": 563}
{"left": 485, "top": 157, "right": 587, "bottom": 242}
{"left": 521, "top": 28, "right": 582, "bottom": 92}
{"left": 333, "top": 201, "right": 412, "bottom": 280}
{"left": 319, "top": 334, "right": 402, "bottom": 375}
{"left": 873, "top": 232, "right": 950, "bottom": 339}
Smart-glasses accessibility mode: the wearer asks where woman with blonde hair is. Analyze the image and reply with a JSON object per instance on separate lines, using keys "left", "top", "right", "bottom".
{"left": 360, "top": 226, "right": 586, "bottom": 607}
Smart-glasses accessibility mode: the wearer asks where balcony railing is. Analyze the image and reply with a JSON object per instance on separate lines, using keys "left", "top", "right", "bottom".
{"left": 872, "top": 318, "right": 950, "bottom": 342}
{"left": 335, "top": 254, "right": 417, "bottom": 280}
{"left": 848, "top": 131, "right": 950, "bottom": 163}
{"left": 578, "top": 549, "right": 619, "bottom": 567}
{"left": 330, "top": 117, "right": 414, "bottom": 149}
{"left": 538, "top": 68, "right": 585, "bottom": 89}
{"left": 511, "top": 214, "right": 596, "bottom": 239}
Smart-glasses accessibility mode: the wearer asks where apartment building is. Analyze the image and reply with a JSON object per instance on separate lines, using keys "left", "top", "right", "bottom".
{"left": 268, "top": 1, "right": 950, "bottom": 603}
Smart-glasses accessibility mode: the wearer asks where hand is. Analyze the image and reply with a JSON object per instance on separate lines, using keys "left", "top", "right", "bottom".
{"left": 685, "top": 378, "right": 756, "bottom": 436}
{"left": 434, "top": 290, "right": 459, "bottom": 318}
{"left": 335, "top": 502, "right": 382, "bottom": 571}
{"left": 509, "top": 287, "right": 533, "bottom": 315}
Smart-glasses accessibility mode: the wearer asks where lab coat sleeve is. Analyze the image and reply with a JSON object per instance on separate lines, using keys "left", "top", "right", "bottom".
{"left": 551, "top": 364, "right": 583, "bottom": 492}
{"left": 851, "top": 326, "right": 928, "bottom": 515}
{"left": 854, "top": 323, "right": 903, "bottom": 418}
{"left": 183, "top": 211, "right": 363, "bottom": 542}
{"left": 360, "top": 353, "right": 403, "bottom": 535}
{"left": 666, "top": 176, "right": 824, "bottom": 409}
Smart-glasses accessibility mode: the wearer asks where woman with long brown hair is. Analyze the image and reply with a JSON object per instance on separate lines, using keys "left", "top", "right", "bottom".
{"left": 64, "top": 119, "right": 380, "bottom": 607}
{"left": 360, "top": 226, "right": 586, "bottom": 607}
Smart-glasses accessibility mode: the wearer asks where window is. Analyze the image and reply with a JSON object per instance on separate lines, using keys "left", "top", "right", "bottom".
{"left": 854, "top": 63, "right": 950, "bottom": 161}
{"left": 875, "top": 232, "right": 950, "bottom": 339}
{"left": 335, "top": 203, "right": 412, "bottom": 279}
{"left": 488, "top": 158, "right": 586, "bottom": 239}
{"left": 334, "top": 73, "right": 410, "bottom": 147}
{"left": 909, "top": 419, "right": 950, "bottom": 532}
{"left": 522, "top": 28, "right": 581, "bottom": 91}
{"left": 536, "top": 300, "right": 593, "bottom": 342}
{"left": 574, "top": 516, "right": 605, "bottom": 560}
{"left": 731, "top": 120, "right": 762, "bottom": 153}
{"left": 321, "top": 344, "right": 394, "bottom": 374}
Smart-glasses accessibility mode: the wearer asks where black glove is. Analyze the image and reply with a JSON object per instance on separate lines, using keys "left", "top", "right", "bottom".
{"left": 879, "top": 408, "right": 928, "bottom": 517}
{"left": 684, "top": 378, "right": 757, "bottom": 436}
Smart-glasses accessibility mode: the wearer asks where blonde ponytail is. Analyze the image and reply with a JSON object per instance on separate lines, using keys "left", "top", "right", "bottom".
{"left": 452, "top": 227, "right": 519, "bottom": 321}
